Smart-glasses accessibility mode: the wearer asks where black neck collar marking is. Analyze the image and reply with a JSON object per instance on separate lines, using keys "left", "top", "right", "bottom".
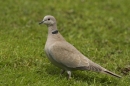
{"left": 52, "top": 30, "right": 58, "bottom": 34}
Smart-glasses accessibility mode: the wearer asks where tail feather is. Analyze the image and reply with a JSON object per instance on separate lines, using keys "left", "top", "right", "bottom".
{"left": 89, "top": 61, "right": 122, "bottom": 78}
{"left": 77, "top": 61, "right": 122, "bottom": 78}
{"left": 103, "top": 70, "right": 121, "bottom": 78}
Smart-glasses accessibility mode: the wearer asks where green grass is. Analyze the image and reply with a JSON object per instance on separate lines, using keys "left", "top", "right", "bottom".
{"left": 0, "top": 0, "right": 130, "bottom": 86}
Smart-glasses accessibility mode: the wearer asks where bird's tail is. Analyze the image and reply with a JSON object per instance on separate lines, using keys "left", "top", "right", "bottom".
{"left": 82, "top": 60, "right": 122, "bottom": 78}
{"left": 102, "top": 69, "right": 121, "bottom": 78}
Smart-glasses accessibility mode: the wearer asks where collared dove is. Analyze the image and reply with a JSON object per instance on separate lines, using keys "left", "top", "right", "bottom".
{"left": 39, "top": 15, "right": 121, "bottom": 79}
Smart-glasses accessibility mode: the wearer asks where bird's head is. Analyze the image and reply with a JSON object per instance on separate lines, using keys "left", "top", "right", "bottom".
{"left": 39, "top": 15, "right": 56, "bottom": 26}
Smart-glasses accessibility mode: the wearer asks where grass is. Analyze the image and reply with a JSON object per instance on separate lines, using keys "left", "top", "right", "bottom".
{"left": 0, "top": 0, "right": 130, "bottom": 86}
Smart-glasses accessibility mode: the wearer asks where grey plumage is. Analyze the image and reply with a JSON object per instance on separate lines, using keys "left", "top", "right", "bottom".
{"left": 39, "top": 15, "right": 121, "bottom": 79}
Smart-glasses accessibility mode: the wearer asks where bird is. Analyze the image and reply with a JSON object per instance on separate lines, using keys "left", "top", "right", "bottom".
{"left": 39, "top": 15, "right": 121, "bottom": 79}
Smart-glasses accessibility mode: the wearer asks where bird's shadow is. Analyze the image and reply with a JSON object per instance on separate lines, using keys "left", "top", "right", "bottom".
{"left": 43, "top": 64, "right": 115, "bottom": 84}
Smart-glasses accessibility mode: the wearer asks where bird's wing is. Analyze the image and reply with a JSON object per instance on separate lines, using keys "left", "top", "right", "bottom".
{"left": 48, "top": 41, "right": 90, "bottom": 68}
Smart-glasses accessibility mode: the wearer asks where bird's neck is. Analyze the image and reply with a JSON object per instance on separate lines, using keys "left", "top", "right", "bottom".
{"left": 47, "top": 25, "right": 65, "bottom": 41}
{"left": 48, "top": 25, "right": 58, "bottom": 34}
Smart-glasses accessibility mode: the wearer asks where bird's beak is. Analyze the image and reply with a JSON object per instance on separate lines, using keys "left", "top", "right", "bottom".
{"left": 39, "top": 20, "right": 44, "bottom": 24}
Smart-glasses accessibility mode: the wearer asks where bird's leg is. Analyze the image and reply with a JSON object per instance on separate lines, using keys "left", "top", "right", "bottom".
{"left": 67, "top": 71, "right": 71, "bottom": 79}
{"left": 60, "top": 69, "right": 65, "bottom": 74}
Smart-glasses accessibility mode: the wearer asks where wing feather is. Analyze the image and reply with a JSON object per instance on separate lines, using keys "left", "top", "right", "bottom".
{"left": 48, "top": 41, "right": 104, "bottom": 72}
{"left": 49, "top": 41, "right": 89, "bottom": 68}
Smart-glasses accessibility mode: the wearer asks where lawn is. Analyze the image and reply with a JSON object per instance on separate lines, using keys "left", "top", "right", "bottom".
{"left": 0, "top": 0, "right": 130, "bottom": 86}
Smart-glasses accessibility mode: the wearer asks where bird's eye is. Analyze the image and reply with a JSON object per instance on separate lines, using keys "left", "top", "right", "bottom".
{"left": 48, "top": 18, "right": 50, "bottom": 20}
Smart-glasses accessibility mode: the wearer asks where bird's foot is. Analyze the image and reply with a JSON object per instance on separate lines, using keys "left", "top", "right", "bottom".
{"left": 67, "top": 71, "right": 71, "bottom": 79}
{"left": 60, "top": 69, "right": 65, "bottom": 75}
